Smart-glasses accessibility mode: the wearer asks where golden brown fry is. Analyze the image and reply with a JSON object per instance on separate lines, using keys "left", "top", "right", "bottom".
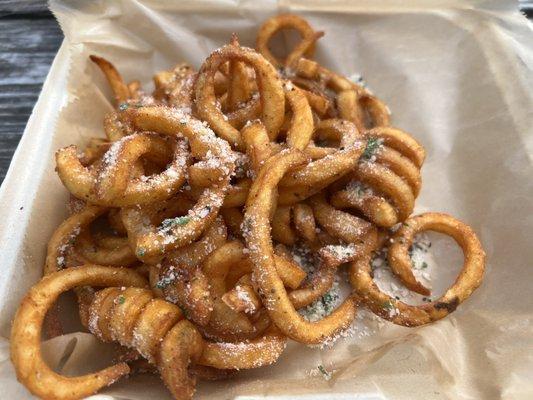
{"left": 360, "top": 94, "right": 391, "bottom": 128}
{"left": 242, "top": 120, "right": 272, "bottom": 174}
{"left": 75, "top": 229, "right": 136, "bottom": 267}
{"left": 226, "top": 35, "right": 255, "bottom": 111}
{"left": 294, "top": 57, "right": 319, "bottom": 79}
{"left": 199, "top": 328, "right": 287, "bottom": 370}
{"left": 292, "top": 203, "right": 317, "bottom": 243}
{"left": 273, "top": 245, "right": 307, "bottom": 289}
{"left": 201, "top": 241, "right": 257, "bottom": 340}
{"left": 10, "top": 266, "right": 146, "bottom": 400}
{"left": 309, "top": 193, "right": 374, "bottom": 244}
{"left": 226, "top": 96, "right": 261, "bottom": 129}
{"left": 330, "top": 185, "right": 399, "bottom": 227}
{"left": 43, "top": 204, "right": 107, "bottom": 338}
{"left": 108, "top": 288, "right": 154, "bottom": 346}
{"left": 284, "top": 82, "right": 314, "bottom": 151}
{"left": 44, "top": 205, "right": 106, "bottom": 275}
{"left": 278, "top": 143, "right": 366, "bottom": 205}
{"left": 104, "top": 112, "right": 130, "bottom": 143}
{"left": 366, "top": 127, "right": 425, "bottom": 168}
{"left": 223, "top": 178, "right": 251, "bottom": 208}
{"left": 194, "top": 43, "right": 285, "bottom": 148}
{"left": 354, "top": 161, "right": 415, "bottom": 222}
{"left": 300, "top": 87, "right": 331, "bottom": 116}
{"left": 162, "top": 216, "right": 227, "bottom": 268}
{"left": 153, "top": 63, "right": 197, "bottom": 110}
{"left": 56, "top": 134, "right": 189, "bottom": 207}
{"left": 328, "top": 125, "right": 423, "bottom": 227}
{"left": 90, "top": 55, "right": 131, "bottom": 104}
{"left": 388, "top": 213, "right": 483, "bottom": 296}
{"left": 121, "top": 106, "right": 235, "bottom": 261}
{"left": 221, "top": 274, "right": 261, "bottom": 314}
{"left": 256, "top": 14, "right": 323, "bottom": 68}
{"left": 89, "top": 287, "right": 124, "bottom": 342}
{"left": 160, "top": 261, "right": 213, "bottom": 327}
{"left": 220, "top": 207, "right": 244, "bottom": 238}
{"left": 337, "top": 89, "right": 366, "bottom": 133}
{"left": 188, "top": 162, "right": 226, "bottom": 188}
{"left": 127, "top": 80, "right": 142, "bottom": 100}
{"left": 79, "top": 137, "right": 111, "bottom": 164}
{"left": 243, "top": 150, "right": 357, "bottom": 344}
{"left": 289, "top": 242, "right": 368, "bottom": 309}
{"left": 157, "top": 321, "right": 204, "bottom": 400}
{"left": 271, "top": 205, "right": 296, "bottom": 245}
{"left": 373, "top": 146, "right": 421, "bottom": 196}
{"left": 351, "top": 213, "right": 485, "bottom": 326}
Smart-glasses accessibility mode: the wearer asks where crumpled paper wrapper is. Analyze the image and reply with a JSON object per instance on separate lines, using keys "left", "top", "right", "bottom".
{"left": 0, "top": 0, "right": 532, "bottom": 399}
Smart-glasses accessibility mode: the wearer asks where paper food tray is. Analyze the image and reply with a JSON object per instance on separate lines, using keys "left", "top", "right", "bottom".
{"left": 0, "top": 1, "right": 532, "bottom": 399}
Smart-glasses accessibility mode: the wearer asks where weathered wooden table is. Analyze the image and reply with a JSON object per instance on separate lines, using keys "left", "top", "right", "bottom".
{"left": 0, "top": 1, "right": 62, "bottom": 184}
{"left": 0, "top": 1, "right": 531, "bottom": 184}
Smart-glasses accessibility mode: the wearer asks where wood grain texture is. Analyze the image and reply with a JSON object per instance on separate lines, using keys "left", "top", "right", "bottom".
{"left": 0, "top": 0, "right": 50, "bottom": 15}
{"left": 0, "top": 5, "right": 63, "bottom": 184}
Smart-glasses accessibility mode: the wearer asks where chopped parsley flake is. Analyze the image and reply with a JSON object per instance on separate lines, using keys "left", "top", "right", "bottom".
{"left": 117, "top": 295, "right": 125, "bottom": 304}
{"left": 409, "top": 239, "right": 431, "bottom": 254}
{"left": 156, "top": 276, "right": 174, "bottom": 289}
{"left": 321, "top": 292, "right": 339, "bottom": 314}
{"left": 317, "top": 365, "right": 332, "bottom": 380}
{"left": 161, "top": 216, "right": 191, "bottom": 229}
{"left": 118, "top": 103, "right": 128, "bottom": 111}
{"left": 178, "top": 306, "right": 189, "bottom": 318}
{"left": 382, "top": 300, "right": 394, "bottom": 310}
{"left": 362, "top": 137, "right": 383, "bottom": 160}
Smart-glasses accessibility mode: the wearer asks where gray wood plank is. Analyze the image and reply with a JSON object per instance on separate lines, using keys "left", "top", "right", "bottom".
{"left": 0, "top": 14, "right": 62, "bottom": 184}
{"left": 0, "top": 0, "right": 50, "bottom": 16}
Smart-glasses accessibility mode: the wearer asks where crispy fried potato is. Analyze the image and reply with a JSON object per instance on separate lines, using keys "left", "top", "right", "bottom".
{"left": 195, "top": 44, "right": 285, "bottom": 148}
{"left": 243, "top": 150, "right": 357, "bottom": 344}
{"left": 351, "top": 213, "right": 485, "bottom": 326}
{"left": 10, "top": 266, "right": 146, "bottom": 400}
{"left": 256, "top": 14, "right": 323, "bottom": 68}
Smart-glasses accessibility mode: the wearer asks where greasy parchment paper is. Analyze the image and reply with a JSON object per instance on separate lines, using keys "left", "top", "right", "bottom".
{"left": 0, "top": 0, "right": 532, "bottom": 399}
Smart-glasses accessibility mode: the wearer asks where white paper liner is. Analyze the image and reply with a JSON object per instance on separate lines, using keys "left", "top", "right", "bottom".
{"left": 0, "top": 1, "right": 532, "bottom": 399}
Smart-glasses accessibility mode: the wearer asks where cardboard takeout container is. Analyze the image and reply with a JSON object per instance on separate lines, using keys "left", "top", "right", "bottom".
{"left": 0, "top": 1, "right": 532, "bottom": 399}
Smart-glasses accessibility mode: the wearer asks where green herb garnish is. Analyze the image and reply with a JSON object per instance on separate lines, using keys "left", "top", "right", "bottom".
{"left": 117, "top": 295, "right": 125, "bottom": 304}
{"left": 382, "top": 300, "right": 394, "bottom": 310}
{"left": 421, "top": 262, "right": 428, "bottom": 269}
{"left": 317, "top": 365, "right": 332, "bottom": 380}
{"left": 156, "top": 276, "right": 174, "bottom": 289}
{"left": 161, "top": 216, "right": 191, "bottom": 229}
{"left": 320, "top": 291, "right": 339, "bottom": 314}
{"left": 362, "top": 137, "right": 382, "bottom": 160}
{"left": 118, "top": 103, "right": 128, "bottom": 111}
{"left": 178, "top": 306, "right": 189, "bottom": 319}
{"left": 137, "top": 248, "right": 146, "bottom": 257}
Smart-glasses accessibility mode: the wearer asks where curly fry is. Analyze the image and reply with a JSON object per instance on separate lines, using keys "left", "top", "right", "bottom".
{"left": 243, "top": 150, "right": 357, "bottom": 344}
{"left": 351, "top": 213, "right": 485, "bottom": 326}
{"left": 10, "top": 266, "right": 147, "bottom": 400}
